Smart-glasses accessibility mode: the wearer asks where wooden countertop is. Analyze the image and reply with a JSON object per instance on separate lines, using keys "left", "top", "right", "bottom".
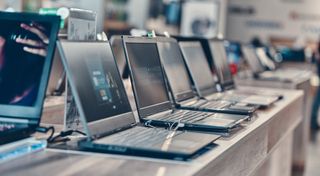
{"left": 0, "top": 89, "right": 304, "bottom": 176}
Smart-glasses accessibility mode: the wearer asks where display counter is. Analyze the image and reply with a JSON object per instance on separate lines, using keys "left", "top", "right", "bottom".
{"left": 0, "top": 89, "right": 303, "bottom": 176}
{"left": 235, "top": 63, "right": 313, "bottom": 175}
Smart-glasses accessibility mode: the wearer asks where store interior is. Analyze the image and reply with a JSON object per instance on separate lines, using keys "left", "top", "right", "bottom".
{"left": 0, "top": 0, "right": 320, "bottom": 176}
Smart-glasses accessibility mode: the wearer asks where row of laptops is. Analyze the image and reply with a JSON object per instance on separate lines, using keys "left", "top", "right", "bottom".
{"left": 65, "top": 36, "right": 281, "bottom": 159}
{"left": 0, "top": 12, "right": 220, "bottom": 161}
{"left": 0, "top": 12, "right": 281, "bottom": 161}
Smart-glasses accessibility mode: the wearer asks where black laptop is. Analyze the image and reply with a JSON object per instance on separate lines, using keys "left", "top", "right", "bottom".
{"left": 57, "top": 40, "right": 220, "bottom": 160}
{"left": 179, "top": 41, "right": 279, "bottom": 108}
{"left": 122, "top": 36, "right": 249, "bottom": 134}
{"left": 156, "top": 37, "right": 255, "bottom": 116}
{"left": 0, "top": 12, "right": 60, "bottom": 145}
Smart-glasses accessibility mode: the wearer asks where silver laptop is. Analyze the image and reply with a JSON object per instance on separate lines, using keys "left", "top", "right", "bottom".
{"left": 57, "top": 40, "right": 220, "bottom": 160}
{"left": 179, "top": 41, "right": 278, "bottom": 108}
{"left": 242, "top": 45, "right": 306, "bottom": 82}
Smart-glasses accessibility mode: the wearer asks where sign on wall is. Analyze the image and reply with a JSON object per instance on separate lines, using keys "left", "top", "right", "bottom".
{"left": 180, "top": 1, "right": 220, "bottom": 38}
{"left": 226, "top": 0, "right": 320, "bottom": 43}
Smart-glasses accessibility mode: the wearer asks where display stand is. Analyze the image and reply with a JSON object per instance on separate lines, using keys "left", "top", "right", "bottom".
{"left": 0, "top": 89, "right": 304, "bottom": 176}
{"left": 235, "top": 62, "right": 314, "bottom": 175}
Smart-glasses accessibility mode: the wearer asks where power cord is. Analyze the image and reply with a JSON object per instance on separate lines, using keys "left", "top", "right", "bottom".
{"left": 36, "top": 126, "right": 55, "bottom": 142}
{"left": 48, "top": 129, "right": 86, "bottom": 143}
{"left": 36, "top": 126, "right": 86, "bottom": 144}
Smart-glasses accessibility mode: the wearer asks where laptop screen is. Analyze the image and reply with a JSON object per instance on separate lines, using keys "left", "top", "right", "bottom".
{"left": 179, "top": 41, "right": 217, "bottom": 97}
{"left": 0, "top": 12, "right": 60, "bottom": 120}
{"left": 125, "top": 42, "right": 170, "bottom": 109}
{"left": 110, "top": 36, "right": 128, "bottom": 78}
{"left": 242, "top": 45, "right": 265, "bottom": 74}
{"left": 157, "top": 40, "right": 194, "bottom": 101}
{"left": 209, "top": 40, "right": 233, "bottom": 85}
{"left": 59, "top": 42, "right": 132, "bottom": 123}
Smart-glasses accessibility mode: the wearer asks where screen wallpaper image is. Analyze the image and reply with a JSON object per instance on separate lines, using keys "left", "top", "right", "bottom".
{"left": 0, "top": 20, "right": 52, "bottom": 106}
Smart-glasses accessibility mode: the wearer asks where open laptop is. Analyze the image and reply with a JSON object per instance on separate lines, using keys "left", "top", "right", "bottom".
{"left": 156, "top": 37, "right": 255, "bottom": 116}
{"left": 57, "top": 41, "right": 220, "bottom": 160}
{"left": 208, "top": 40, "right": 283, "bottom": 99}
{"left": 0, "top": 12, "right": 60, "bottom": 145}
{"left": 179, "top": 41, "right": 279, "bottom": 108}
{"left": 242, "top": 45, "right": 307, "bottom": 82}
{"left": 123, "top": 36, "right": 249, "bottom": 134}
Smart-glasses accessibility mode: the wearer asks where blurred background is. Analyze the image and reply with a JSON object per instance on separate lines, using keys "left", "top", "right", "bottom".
{"left": 1, "top": 1, "right": 320, "bottom": 175}
{"left": 1, "top": 0, "right": 320, "bottom": 48}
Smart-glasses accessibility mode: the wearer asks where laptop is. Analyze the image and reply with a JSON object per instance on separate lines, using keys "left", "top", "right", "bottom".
{"left": 179, "top": 41, "right": 279, "bottom": 108}
{"left": 156, "top": 37, "right": 255, "bottom": 116}
{"left": 0, "top": 12, "right": 60, "bottom": 145}
{"left": 57, "top": 40, "right": 220, "bottom": 160}
{"left": 122, "top": 36, "right": 249, "bottom": 133}
{"left": 242, "top": 45, "right": 307, "bottom": 82}
{"left": 208, "top": 40, "right": 283, "bottom": 98}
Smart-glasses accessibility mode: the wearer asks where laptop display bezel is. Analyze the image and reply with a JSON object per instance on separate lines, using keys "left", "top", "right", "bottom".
{"left": 156, "top": 37, "right": 196, "bottom": 102}
{"left": 57, "top": 41, "right": 136, "bottom": 138}
{"left": 122, "top": 36, "right": 173, "bottom": 118}
{"left": 0, "top": 12, "right": 60, "bottom": 124}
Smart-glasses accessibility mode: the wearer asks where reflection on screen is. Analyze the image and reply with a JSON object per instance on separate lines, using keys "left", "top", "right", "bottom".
{"left": 179, "top": 42, "right": 216, "bottom": 92}
{"left": 209, "top": 41, "right": 233, "bottom": 84}
{"left": 126, "top": 43, "right": 170, "bottom": 108}
{"left": 0, "top": 20, "right": 52, "bottom": 106}
{"left": 61, "top": 42, "right": 131, "bottom": 122}
{"left": 157, "top": 41, "right": 193, "bottom": 97}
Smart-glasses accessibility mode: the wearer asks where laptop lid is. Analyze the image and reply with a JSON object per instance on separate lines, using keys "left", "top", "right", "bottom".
{"left": 156, "top": 37, "right": 195, "bottom": 102}
{"left": 241, "top": 45, "right": 265, "bottom": 74}
{"left": 122, "top": 36, "right": 172, "bottom": 118}
{"left": 57, "top": 41, "right": 135, "bottom": 138}
{"left": 208, "top": 39, "right": 235, "bottom": 90}
{"left": 110, "top": 35, "right": 130, "bottom": 79}
{"left": 179, "top": 41, "right": 218, "bottom": 98}
{"left": 0, "top": 12, "right": 60, "bottom": 125}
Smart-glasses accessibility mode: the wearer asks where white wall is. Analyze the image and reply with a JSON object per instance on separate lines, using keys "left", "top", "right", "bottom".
{"left": 226, "top": 0, "right": 320, "bottom": 43}
{"left": 127, "top": 0, "right": 150, "bottom": 29}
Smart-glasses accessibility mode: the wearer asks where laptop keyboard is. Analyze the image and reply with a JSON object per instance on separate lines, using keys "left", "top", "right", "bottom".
{"left": 96, "top": 126, "right": 182, "bottom": 148}
{"left": 201, "top": 101, "right": 231, "bottom": 109}
{"left": 156, "top": 111, "right": 211, "bottom": 123}
{"left": 218, "top": 94, "right": 248, "bottom": 102}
